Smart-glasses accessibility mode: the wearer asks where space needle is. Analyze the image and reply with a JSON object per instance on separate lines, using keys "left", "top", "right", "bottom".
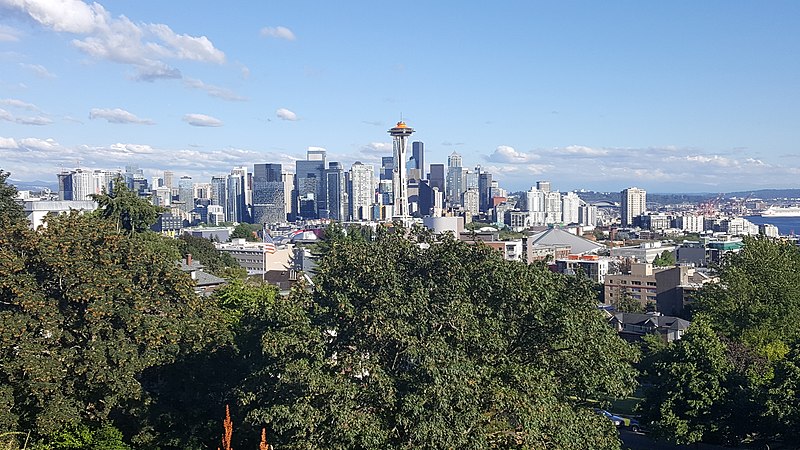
{"left": 388, "top": 120, "right": 414, "bottom": 221}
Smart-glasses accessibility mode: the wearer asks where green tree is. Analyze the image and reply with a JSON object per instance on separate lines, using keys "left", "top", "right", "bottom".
{"left": 232, "top": 229, "right": 637, "bottom": 449}
{"left": 652, "top": 250, "right": 675, "bottom": 267}
{"left": 230, "top": 223, "right": 262, "bottom": 242}
{"left": 0, "top": 169, "right": 25, "bottom": 225}
{"left": 0, "top": 213, "right": 225, "bottom": 443}
{"left": 640, "top": 320, "right": 731, "bottom": 445}
{"left": 177, "top": 233, "right": 244, "bottom": 278}
{"left": 640, "top": 237, "right": 800, "bottom": 447}
{"left": 90, "top": 180, "right": 161, "bottom": 234}
{"left": 612, "top": 291, "right": 644, "bottom": 313}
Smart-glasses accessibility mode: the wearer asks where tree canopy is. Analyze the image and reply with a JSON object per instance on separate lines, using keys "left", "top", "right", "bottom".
{"left": 90, "top": 180, "right": 161, "bottom": 234}
{"left": 230, "top": 227, "right": 637, "bottom": 449}
{"left": 0, "top": 213, "right": 226, "bottom": 445}
{"left": 652, "top": 250, "right": 675, "bottom": 267}
{"left": 0, "top": 169, "right": 25, "bottom": 225}
{"left": 640, "top": 236, "right": 800, "bottom": 447}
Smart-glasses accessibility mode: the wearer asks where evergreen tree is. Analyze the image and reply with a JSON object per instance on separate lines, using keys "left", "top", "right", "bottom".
{"left": 0, "top": 169, "right": 25, "bottom": 225}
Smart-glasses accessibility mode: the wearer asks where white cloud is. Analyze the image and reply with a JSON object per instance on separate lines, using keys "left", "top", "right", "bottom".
{"left": 89, "top": 108, "right": 154, "bottom": 124}
{"left": 260, "top": 26, "right": 296, "bottom": 41}
{"left": 15, "top": 116, "right": 52, "bottom": 125}
{"left": 4, "top": 0, "right": 103, "bottom": 33}
{"left": 360, "top": 142, "right": 392, "bottom": 154}
{"left": 4, "top": 0, "right": 226, "bottom": 85}
{"left": 18, "top": 63, "right": 56, "bottom": 78}
{"left": 561, "top": 145, "right": 608, "bottom": 156}
{"left": 486, "top": 145, "right": 538, "bottom": 163}
{"left": 148, "top": 23, "right": 225, "bottom": 64}
{"left": 183, "top": 113, "right": 223, "bottom": 127}
{"left": 18, "top": 137, "right": 58, "bottom": 151}
{"left": 0, "top": 108, "right": 13, "bottom": 121}
{"left": 0, "top": 98, "right": 40, "bottom": 111}
{"left": 276, "top": 108, "right": 298, "bottom": 121}
{"left": 184, "top": 78, "right": 246, "bottom": 101}
{"left": 0, "top": 25, "right": 21, "bottom": 42}
{"left": 0, "top": 136, "right": 18, "bottom": 148}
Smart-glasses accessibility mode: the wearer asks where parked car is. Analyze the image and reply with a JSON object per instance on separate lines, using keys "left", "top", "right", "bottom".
{"left": 593, "top": 409, "right": 643, "bottom": 432}
{"left": 593, "top": 408, "right": 625, "bottom": 427}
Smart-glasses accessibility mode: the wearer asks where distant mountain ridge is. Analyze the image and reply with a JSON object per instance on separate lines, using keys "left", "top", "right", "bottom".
{"left": 10, "top": 179, "right": 59, "bottom": 192}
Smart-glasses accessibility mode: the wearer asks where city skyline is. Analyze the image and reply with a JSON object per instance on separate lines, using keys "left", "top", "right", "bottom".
{"left": 1, "top": 1, "right": 799, "bottom": 192}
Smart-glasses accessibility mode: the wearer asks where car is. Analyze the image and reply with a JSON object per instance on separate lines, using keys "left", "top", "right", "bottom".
{"left": 593, "top": 408, "right": 626, "bottom": 427}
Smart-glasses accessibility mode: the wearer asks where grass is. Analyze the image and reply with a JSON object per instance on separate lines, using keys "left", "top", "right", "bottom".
{"left": 610, "top": 385, "right": 645, "bottom": 417}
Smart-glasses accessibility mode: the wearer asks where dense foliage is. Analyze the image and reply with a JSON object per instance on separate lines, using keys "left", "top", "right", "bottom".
{"left": 651, "top": 250, "right": 676, "bottom": 267}
{"left": 177, "top": 233, "right": 244, "bottom": 278}
{"left": 230, "top": 226, "right": 638, "bottom": 449}
{"left": 0, "top": 169, "right": 25, "bottom": 225}
{"left": 230, "top": 223, "right": 262, "bottom": 241}
{"left": 0, "top": 211, "right": 226, "bottom": 447}
{"left": 90, "top": 181, "right": 161, "bottom": 234}
{"left": 641, "top": 237, "right": 800, "bottom": 447}
{"left": 1, "top": 170, "right": 639, "bottom": 449}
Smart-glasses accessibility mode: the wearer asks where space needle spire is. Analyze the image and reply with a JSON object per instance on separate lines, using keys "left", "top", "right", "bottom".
{"left": 388, "top": 120, "right": 415, "bottom": 220}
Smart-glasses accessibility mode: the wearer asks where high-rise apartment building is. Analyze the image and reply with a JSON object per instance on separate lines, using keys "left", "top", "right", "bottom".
{"left": 252, "top": 163, "right": 285, "bottom": 225}
{"left": 178, "top": 176, "right": 194, "bottom": 213}
{"left": 349, "top": 161, "right": 375, "bottom": 221}
{"left": 57, "top": 168, "right": 120, "bottom": 201}
{"left": 561, "top": 192, "right": 581, "bottom": 225}
{"left": 621, "top": 187, "right": 647, "bottom": 227}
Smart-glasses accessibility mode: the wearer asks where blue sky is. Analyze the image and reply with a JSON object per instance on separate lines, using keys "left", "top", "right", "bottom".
{"left": 1, "top": 0, "right": 799, "bottom": 193}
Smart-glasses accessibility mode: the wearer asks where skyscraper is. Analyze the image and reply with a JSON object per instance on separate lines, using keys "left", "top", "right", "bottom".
{"left": 227, "top": 167, "right": 249, "bottom": 223}
{"left": 349, "top": 161, "right": 374, "bottom": 221}
{"left": 388, "top": 121, "right": 414, "bottom": 219}
{"left": 324, "top": 162, "right": 346, "bottom": 220}
{"left": 178, "top": 176, "right": 194, "bottom": 214}
{"left": 295, "top": 147, "right": 326, "bottom": 220}
{"left": 429, "top": 164, "right": 445, "bottom": 192}
{"left": 620, "top": 187, "right": 647, "bottom": 227}
{"left": 411, "top": 141, "right": 425, "bottom": 179}
{"left": 446, "top": 152, "right": 463, "bottom": 207}
{"left": 380, "top": 156, "right": 394, "bottom": 181}
{"left": 478, "top": 171, "right": 492, "bottom": 213}
{"left": 163, "top": 170, "right": 174, "bottom": 189}
{"left": 561, "top": 192, "right": 581, "bottom": 225}
{"left": 252, "top": 163, "right": 285, "bottom": 225}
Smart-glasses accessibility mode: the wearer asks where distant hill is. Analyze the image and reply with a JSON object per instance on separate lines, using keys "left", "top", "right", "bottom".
{"left": 724, "top": 189, "right": 800, "bottom": 200}
{"left": 10, "top": 179, "right": 59, "bottom": 192}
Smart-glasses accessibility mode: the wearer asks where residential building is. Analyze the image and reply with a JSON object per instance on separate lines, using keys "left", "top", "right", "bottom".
{"left": 349, "top": 161, "right": 374, "bottom": 221}
{"left": 609, "top": 312, "right": 690, "bottom": 343}
{"left": 620, "top": 187, "right": 646, "bottom": 227}
{"left": 554, "top": 255, "right": 611, "bottom": 283}
{"left": 604, "top": 262, "right": 661, "bottom": 307}
{"left": 561, "top": 192, "right": 581, "bottom": 224}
